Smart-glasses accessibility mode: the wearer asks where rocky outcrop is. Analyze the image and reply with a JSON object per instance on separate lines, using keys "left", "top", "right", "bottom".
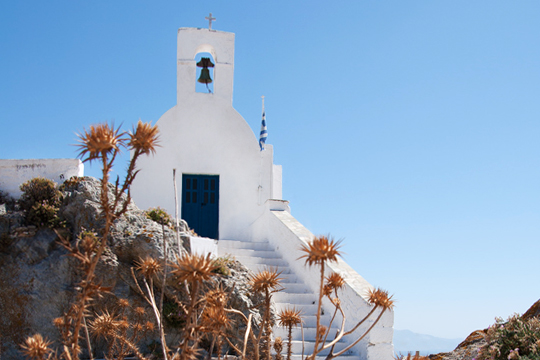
{"left": 428, "top": 300, "right": 540, "bottom": 360}
{"left": 0, "top": 177, "right": 260, "bottom": 360}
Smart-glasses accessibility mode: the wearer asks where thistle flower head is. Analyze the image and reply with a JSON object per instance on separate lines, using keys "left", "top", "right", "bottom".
{"left": 76, "top": 123, "right": 124, "bottom": 162}
{"left": 205, "top": 286, "right": 228, "bottom": 308}
{"left": 201, "top": 306, "right": 232, "bottom": 333}
{"left": 278, "top": 307, "right": 302, "bottom": 328}
{"left": 145, "top": 321, "right": 155, "bottom": 332}
{"left": 299, "top": 235, "right": 342, "bottom": 267}
{"left": 134, "top": 307, "right": 146, "bottom": 316}
{"left": 89, "top": 311, "right": 119, "bottom": 339}
{"left": 53, "top": 316, "right": 66, "bottom": 328}
{"left": 325, "top": 272, "right": 345, "bottom": 293}
{"left": 273, "top": 337, "right": 284, "bottom": 353}
{"left": 367, "top": 288, "right": 395, "bottom": 310}
{"left": 135, "top": 257, "right": 162, "bottom": 279}
{"left": 117, "top": 298, "right": 130, "bottom": 308}
{"left": 129, "top": 120, "right": 160, "bottom": 155}
{"left": 250, "top": 268, "right": 283, "bottom": 293}
{"left": 171, "top": 253, "right": 217, "bottom": 284}
{"left": 21, "top": 334, "right": 52, "bottom": 360}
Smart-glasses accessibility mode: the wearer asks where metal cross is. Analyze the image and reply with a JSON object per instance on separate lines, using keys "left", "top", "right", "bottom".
{"left": 205, "top": 13, "right": 216, "bottom": 30}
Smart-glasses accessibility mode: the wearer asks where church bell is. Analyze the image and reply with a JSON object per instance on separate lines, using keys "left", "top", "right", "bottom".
{"left": 197, "top": 57, "right": 214, "bottom": 84}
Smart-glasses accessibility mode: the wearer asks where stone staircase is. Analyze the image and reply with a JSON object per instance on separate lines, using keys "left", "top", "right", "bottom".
{"left": 218, "top": 240, "right": 360, "bottom": 360}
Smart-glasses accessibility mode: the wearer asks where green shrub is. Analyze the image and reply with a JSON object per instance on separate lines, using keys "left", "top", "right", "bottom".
{"left": 26, "top": 201, "right": 66, "bottom": 228}
{"left": 476, "top": 314, "right": 540, "bottom": 360}
{"left": 59, "top": 176, "right": 84, "bottom": 191}
{"left": 145, "top": 207, "right": 172, "bottom": 227}
{"left": 212, "top": 255, "right": 234, "bottom": 276}
{"left": 19, "top": 177, "right": 63, "bottom": 228}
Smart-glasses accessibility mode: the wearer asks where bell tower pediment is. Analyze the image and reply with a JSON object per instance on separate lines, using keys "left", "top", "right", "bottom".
{"left": 176, "top": 28, "right": 235, "bottom": 105}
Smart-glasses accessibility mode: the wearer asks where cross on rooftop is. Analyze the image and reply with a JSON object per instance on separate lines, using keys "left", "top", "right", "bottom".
{"left": 205, "top": 13, "right": 216, "bottom": 30}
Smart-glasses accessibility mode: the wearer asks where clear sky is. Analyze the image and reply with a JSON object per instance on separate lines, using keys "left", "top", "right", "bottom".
{"left": 1, "top": 1, "right": 539, "bottom": 340}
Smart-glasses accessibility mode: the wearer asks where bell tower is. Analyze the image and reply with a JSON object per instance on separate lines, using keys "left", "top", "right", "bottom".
{"left": 176, "top": 27, "right": 235, "bottom": 105}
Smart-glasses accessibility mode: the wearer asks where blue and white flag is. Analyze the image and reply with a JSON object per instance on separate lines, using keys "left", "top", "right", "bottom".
{"left": 259, "top": 106, "right": 267, "bottom": 151}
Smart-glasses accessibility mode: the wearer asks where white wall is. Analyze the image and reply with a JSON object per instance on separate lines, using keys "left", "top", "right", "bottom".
{"left": 252, "top": 207, "right": 394, "bottom": 360}
{"left": 132, "top": 28, "right": 282, "bottom": 241}
{"left": 0, "top": 159, "right": 83, "bottom": 199}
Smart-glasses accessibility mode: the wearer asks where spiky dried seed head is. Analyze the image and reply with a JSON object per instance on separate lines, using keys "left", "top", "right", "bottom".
{"left": 135, "top": 257, "right": 162, "bottom": 279}
{"left": 89, "top": 311, "right": 119, "bottom": 339}
{"left": 274, "top": 337, "right": 284, "bottom": 353}
{"left": 299, "top": 235, "right": 342, "bottom": 267}
{"left": 178, "top": 345, "right": 201, "bottom": 360}
{"left": 118, "top": 319, "right": 130, "bottom": 331}
{"left": 118, "top": 298, "right": 130, "bottom": 308}
{"left": 171, "top": 253, "right": 217, "bottom": 284}
{"left": 205, "top": 287, "right": 228, "bottom": 308}
{"left": 134, "top": 307, "right": 146, "bottom": 316}
{"left": 129, "top": 120, "right": 160, "bottom": 155}
{"left": 316, "top": 325, "right": 328, "bottom": 341}
{"left": 145, "top": 321, "right": 155, "bottom": 332}
{"left": 201, "top": 306, "right": 232, "bottom": 333}
{"left": 324, "top": 272, "right": 345, "bottom": 295}
{"left": 21, "top": 334, "right": 52, "bottom": 360}
{"left": 250, "top": 268, "right": 283, "bottom": 293}
{"left": 76, "top": 123, "right": 124, "bottom": 162}
{"left": 367, "top": 288, "right": 395, "bottom": 310}
{"left": 53, "top": 316, "right": 66, "bottom": 328}
{"left": 278, "top": 307, "right": 302, "bottom": 328}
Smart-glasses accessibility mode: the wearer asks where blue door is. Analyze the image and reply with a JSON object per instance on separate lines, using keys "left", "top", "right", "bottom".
{"left": 181, "top": 174, "right": 219, "bottom": 239}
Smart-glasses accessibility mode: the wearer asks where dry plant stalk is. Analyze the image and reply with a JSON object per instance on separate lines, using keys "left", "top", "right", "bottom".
{"left": 278, "top": 307, "right": 302, "bottom": 360}
{"left": 21, "top": 121, "right": 159, "bottom": 360}
{"left": 299, "top": 235, "right": 394, "bottom": 360}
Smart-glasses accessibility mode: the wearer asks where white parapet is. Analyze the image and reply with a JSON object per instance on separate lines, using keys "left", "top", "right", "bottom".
{"left": 252, "top": 205, "right": 395, "bottom": 360}
{"left": 0, "top": 159, "right": 84, "bottom": 199}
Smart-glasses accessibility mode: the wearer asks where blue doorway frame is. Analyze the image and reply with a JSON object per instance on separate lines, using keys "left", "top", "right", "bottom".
{"left": 181, "top": 174, "right": 219, "bottom": 239}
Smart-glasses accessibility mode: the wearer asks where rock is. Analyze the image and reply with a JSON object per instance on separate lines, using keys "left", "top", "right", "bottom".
{"left": 428, "top": 298, "right": 540, "bottom": 360}
{"left": 522, "top": 299, "right": 540, "bottom": 320}
{"left": 0, "top": 176, "right": 260, "bottom": 360}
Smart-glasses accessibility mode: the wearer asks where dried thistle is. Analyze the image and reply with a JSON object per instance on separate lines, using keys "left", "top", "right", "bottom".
{"left": 171, "top": 253, "right": 217, "bottom": 284}
{"left": 129, "top": 120, "right": 160, "bottom": 155}
{"left": 21, "top": 334, "right": 53, "bottom": 360}
{"left": 76, "top": 123, "right": 124, "bottom": 162}
{"left": 325, "top": 272, "right": 345, "bottom": 291}
{"left": 205, "top": 286, "right": 228, "bottom": 308}
{"left": 89, "top": 311, "right": 119, "bottom": 340}
{"left": 278, "top": 308, "right": 302, "bottom": 328}
{"left": 367, "top": 288, "right": 395, "bottom": 311}
{"left": 274, "top": 337, "right": 284, "bottom": 360}
{"left": 135, "top": 257, "right": 163, "bottom": 279}
{"left": 250, "top": 268, "right": 283, "bottom": 293}
{"left": 117, "top": 298, "right": 130, "bottom": 308}
{"left": 299, "top": 235, "right": 342, "bottom": 267}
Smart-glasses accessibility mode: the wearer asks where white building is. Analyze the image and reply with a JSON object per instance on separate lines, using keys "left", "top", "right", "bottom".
{"left": 132, "top": 25, "right": 394, "bottom": 360}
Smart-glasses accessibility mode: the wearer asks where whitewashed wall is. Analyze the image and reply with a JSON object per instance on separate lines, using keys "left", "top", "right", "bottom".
{"left": 0, "top": 159, "right": 83, "bottom": 199}
{"left": 252, "top": 207, "right": 394, "bottom": 360}
{"left": 131, "top": 28, "right": 282, "bottom": 241}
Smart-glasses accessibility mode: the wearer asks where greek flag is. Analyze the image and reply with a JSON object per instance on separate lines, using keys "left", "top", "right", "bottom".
{"left": 259, "top": 109, "right": 267, "bottom": 151}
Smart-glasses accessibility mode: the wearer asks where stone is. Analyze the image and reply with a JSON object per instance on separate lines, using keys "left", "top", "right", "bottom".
{"left": 0, "top": 176, "right": 261, "bottom": 360}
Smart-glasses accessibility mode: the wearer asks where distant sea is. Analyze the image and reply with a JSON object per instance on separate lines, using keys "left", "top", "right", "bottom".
{"left": 393, "top": 329, "right": 463, "bottom": 356}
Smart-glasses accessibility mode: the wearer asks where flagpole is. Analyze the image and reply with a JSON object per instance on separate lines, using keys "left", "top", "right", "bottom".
{"left": 258, "top": 95, "right": 265, "bottom": 205}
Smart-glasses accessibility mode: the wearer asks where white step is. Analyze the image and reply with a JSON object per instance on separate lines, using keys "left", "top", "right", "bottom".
{"left": 274, "top": 326, "right": 342, "bottom": 339}
{"left": 217, "top": 238, "right": 359, "bottom": 358}
{"left": 234, "top": 255, "right": 289, "bottom": 267}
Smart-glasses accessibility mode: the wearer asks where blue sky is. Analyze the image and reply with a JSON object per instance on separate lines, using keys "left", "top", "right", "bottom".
{"left": 1, "top": 1, "right": 539, "bottom": 340}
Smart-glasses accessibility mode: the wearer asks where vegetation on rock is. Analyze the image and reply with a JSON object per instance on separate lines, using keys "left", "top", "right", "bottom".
{"left": 19, "top": 177, "right": 64, "bottom": 228}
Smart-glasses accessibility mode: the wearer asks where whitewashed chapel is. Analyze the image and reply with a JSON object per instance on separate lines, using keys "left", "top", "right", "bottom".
{"left": 131, "top": 23, "right": 394, "bottom": 360}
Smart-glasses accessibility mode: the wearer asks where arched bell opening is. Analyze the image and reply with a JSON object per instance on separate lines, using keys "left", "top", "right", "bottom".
{"left": 195, "top": 52, "right": 215, "bottom": 94}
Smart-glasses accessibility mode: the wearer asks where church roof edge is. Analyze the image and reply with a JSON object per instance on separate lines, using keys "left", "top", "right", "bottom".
{"left": 177, "top": 27, "right": 235, "bottom": 36}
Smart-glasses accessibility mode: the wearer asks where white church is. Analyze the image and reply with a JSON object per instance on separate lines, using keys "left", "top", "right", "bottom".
{"left": 131, "top": 23, "right": 394, "bottom": 360}
{"left": 0, "top": 20, "right": 394, "bottom": 360}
